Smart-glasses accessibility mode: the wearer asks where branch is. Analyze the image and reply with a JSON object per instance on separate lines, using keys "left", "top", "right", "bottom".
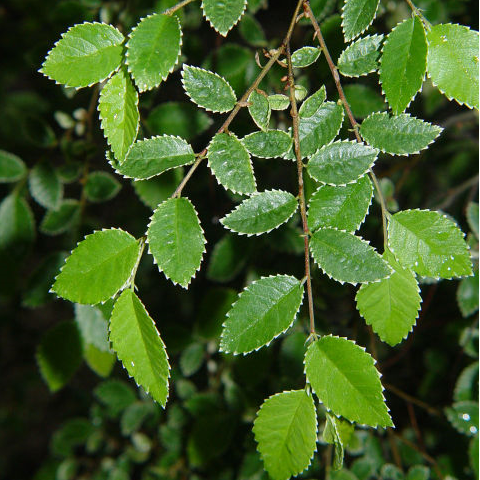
{"left": 163, "top": 0, "right": 197, "bottom": 16}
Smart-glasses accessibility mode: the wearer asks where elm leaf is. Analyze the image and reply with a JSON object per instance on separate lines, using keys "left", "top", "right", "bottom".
{"left": 342, "top": 0, "right": 380, "bottom": 42}
{"left": 242, "top": 130, "right": 292, "bottom": 158}
{"left": 338, "top": 34, "right": 384, "bottom": 77}
{"left": 202, "top": 0, "right": 247, "bottom": 36}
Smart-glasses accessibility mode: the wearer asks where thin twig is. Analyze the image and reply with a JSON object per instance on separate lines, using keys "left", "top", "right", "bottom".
{"left": 384, "top": 382, "right": 442, "bottom": 417}
{"left": 163, "top": 0, "right": 197, "bottom": 15}
{"left": 434, "top": 174, "right": 479, "bottom": 210}
{"left": 286, "top": 43, "right": 316, "bottom": 335}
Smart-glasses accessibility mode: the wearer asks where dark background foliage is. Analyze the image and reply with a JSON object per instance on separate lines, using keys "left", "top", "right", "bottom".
{"left": 0, "top": 1, "right": 478, "bottom": 479}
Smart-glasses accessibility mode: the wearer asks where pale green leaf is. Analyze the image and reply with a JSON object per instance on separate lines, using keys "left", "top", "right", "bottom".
{"left": 294, "top": 85, "right": 308, "bottom": 101}
{"left": 84, "top": 171, "right": 121, "bottom": 202}
{"left": 268, "top": 94, "right": 290, "bottom": 111}
{"left": 380, "top": 17, "right": 427, "bottom": 114}
{"left": 445, "top": 401, "right": 479, "bottom": 436}
{"left": 305, "top": 336, "right": 393, "bottom": 427}
{"left": 337, "top": 34, "right": 384, "bottom": 77}
{"left": 52, "top": 228, "right": 142, "bottom": 304}
{"left": 40, "top": 22, "right": 124, "bottom": 88}
{"left": 201, "top": 0, "right": 247, "bottom": 36}
{"left": 427, "top": 23, "right": 479, "bottom": 110}
{"left": 242, "top": 130, "right": 292, "bottom": 158}
{"left": 457, "top": 269, "right": 479, "bottom": 317}
{"left": 147, "top": 197, "right": 206, "bottom": 288}
{"left": 221, "top": 190, "right": 298, "bottom": 235}
{"left": 220, "top": 275, "right": 304, "bottom": 354}
{"left": 356, "top": 250, "right": 421, "bottom": 346}
{"left": 36, "top": 321, "right": 83, "bottom": 392}
{"left": 182, "top": 65, "right": 237, "bottom": 113}
{"left": 0, "top": 150, "right": 27, "bottom": 183}
{"left": 308, "top": 175, "right": 373, "bottom": 232}
{"left": 360, "top": 112, "right": 442, "bottom": 155}
{"left": 248, "top": 90, "right": 271, "bottom": 130}
{"left": 40, "top": 200, "right": 80, "bottom": 236}
{"left": 307, "top": 140, "right": 377, "bottom": 186}
{"left": 388, "top": 209, "right": 472, "bottom": 279}
{"left": 109, "top": 289, "right": 170, "bottom": 406}
{"left": 74, "top": 303, "right": 111, "bottom": 352}
{"left": 466, "top": 202, "right": 479, "bottom": 238}
{"left": 84, "top": 345, "right": 115, "bottom": 377}
{"left": 126, "top": 13, "right": 182, "bottom": 91}
{"left": 299, "top": 90, "right": 325, "bottom": 121}
{"left": 207, "top": 132, "right": 256, "bottom": 194}
{"left": 113, "top": 135, "right": 195, "bottom": 180}
{"left": 253, "top": 390, "right": 317, "bottom": 480}
{"left": 29, "top": 162, "right": 63, "bottom": 210}
{"left": 291, "top": 46, "right": 321, "bottom": 68}
{"left": 98, "top": 69, "right": 139, "bottom": 161}
{"left": 342, "top": 0, "right": 380, "bottom": 41}
{"left": 343, "top": 84, "right": 386, "bottom": 118}
{"left": 310, "top": 228, "right": 391, "bottom": 284}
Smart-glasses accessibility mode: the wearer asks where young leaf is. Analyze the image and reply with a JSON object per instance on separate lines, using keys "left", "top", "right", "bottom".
{"left": 253, "top": 390, "right": 317, "bottom": 480}
{"left": 220, "top": 190, "right": 298, "bottom": 236}
{"left": 360, "top": 112, "right": 442, "bottom": 155}
{"left": 299, "top": 86, "right": 327, "bottom": 118}
{"left": 337, "top": 34, "right": 384, "bottom": 77}
{"left": 201, "top": 0, "right": 247, "bottom": 36}
{"left": 40, "top": 199, "right": 80, "bottom": 236}
{"left": 248, "top": 90, "right": 271, "bottom": 130}
{"left": 427, "top": 24, "right": 479, "bottom": 110}
{"left": 388, "top": 209, "right": 472, "bottom": 279}
{"left": 109, "top": 289, "right": 170, "bottom": 406}
{"left": 310, "top": 228, "right": 391, "bottom": 284}
{"left": 307, "top": 140, "right": 378, "bottom": 185}
{"left": 379, "top": 17, "right": 427, "bottom": 115}
{"left": 323, "top": 413, "right": 354, "bottom": 471}
{"left": 356, "top": 250, "right": 421, "bottom": 346}
{"left": 182, "top": 65, "right": 237, "bottom": 113}
{"left": 98, "top": 69, "right": 139, "bottom": 162}
{"left": 291, "top": 46, "right": 321, "bottom": 68}
{"left": 220, "top": 275, "right": 304, "bottom": 354}
{"left": 84, "top": 171, "right": 121, "bottom": 202}
{"left": 242, "top": 130, "right": 292, "bottom": 158}
{"left": 52, "top": 229, "right": 143, "bottom": 304}
{"left": 305, "top": 336, "right": 393, "bottom": 427}
{"left": 126, "top": 13, "right": 182, "bottom": 92}
{"left": 147, "top": 197, "right": 206, "bottom": 288}
{"left": 0, "top": 150, "right": 27, "bottom": 183}
{"left": 207, "top": 132, "right": 256, "bottom": 194}
{"left": 268, "top": 94, "right": 290, "bottom": 111}
{"left": 40, "top": 22, "right": 124, "bottom": 88}
{"left": 342, "top": 0, "right": 380, "bottom": 42}
{"left": 29, "top": 162, "right": 63, "bottom": 210}
{"left": 36, "top": 321, "right": 83, "bottom": 392}
{"left": 457, "top": 270, "right": 479, "bottom": 317}
{"left": 307, "top": 175, "right": 373, "bottom": 232}
{"left": 113, "top": 135, "right": 195, "bottom": 180}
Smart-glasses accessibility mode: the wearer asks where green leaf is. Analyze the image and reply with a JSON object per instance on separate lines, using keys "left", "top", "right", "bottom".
{"left": 126, "top": 13, "right": 182, "bottom": 92}
{"left": 51, "top": 418, "right": 94, "bottom": 457}
{"left": 406, "top": 466, "right": 430, "bottom": 480}
{"left": 467, "top": 202, "right": 479, "bottom": 238}
{"left": 29, "top": 162, "right": 63, "bottom": 210}
{"left": 206, "top": 235, "right": 248, "bottom": 282}
{"left": 356, "top": 250, "right": 421, "bottom": 346}
{"left": 207, "top": 132, "right": 256, "bottom": 194}
{"left": 95, "top": 379, "right": 136, "bottom": 416}
{"left": 307, "top": 140, "right": 377, "bottom": 186}
{"left": 267, "top": 94, "right": 290, "bottom": 111}
{"left": 84, "top": 345, "right": 115, "bottom": 378}
{"left": 221, "top": 190, "right": 298, "bottom": 235}
{"left": 57, "top": 162, "right": 82, "bottom": 184}
{"left": 457, "top": 269, "right": 479, "bottom": 317}
{"left": 121, "top": 401, "right": 154, "bottom": 435}
{"left": 308, "top": 175, "right": 373, "bottom": 232}
{"left": 242, "top": 130, "right": 292, "bottom": 158}
{"left": 74, "top": 303, "right": 111, "bottom": 352}
{"left": 147, "top": 197, "right": 206, "bottom": 288}
{"left": 445, "top": 401, "right": 479, "bottom": 436}
{"left": 360, "top": 112, "right": 442, "bottom": 155}
{"left": 299, "top": 86, "right": 327, "bottom": 118}
{"left": 323, "top": 413, "right": 354, "bottom": 471}
{"left": 40, "top": 22, "right": 124, "bottom": 88}
{"left": 180, "top": 343, "right": 204, "bottom": 377}
{"left": 469, "top": 436, "right": 479, "bottom": 479}
{"left": 253, "top": 390, "right": 317, "bottom": 480}
{"left": 343, "top": 84, "right": 386, "bottom": 119}
{"left": 337, "top": 34, "right": 384, "bottom": 77}
{"left": 305, "top": 336, "right": 392, "bottom": 427}
{"left": 342, "top": 0, "right": 380, "bottom": 42}
{"left": 98, "top": 69, "right": 139, "bottom": 162}
{"left": 248, "top": 90, "right": 271, "bottom": 130}
{"left": 132, "top": 169, "right": 183, "bottom": 209}
{"left": 109, "top": 289, "right": 170, "bottom": 406}
{"left": 291, "top": 46, "right": 321, "bottom": 68}
{"left": 388, "top": 209, "right": 472, "bottom": 279}
{"left": 454, "top": 362, "right": 478, "bottom": 402}
{"left": 52, "top": 228, "right": 142, "bottom": 304}
{"left": 427, "top": 23, "right": 479, "bottom": 110}
{"left": 0, "top": 150, "right": 27, "bottom": 183}
{"left": 239, "top": 13, "right": 267, "bottom": 47}
{"left": 202, "top": 0, "right": 247, "bottom": 36}
{"left": 36, "top": 321, "right": 83, "bottom": 392}
{"left": 182, "top": 65, "right": 237, "bottom": 113}
{"left": 310, "top": 228, "right": 391, "bottom": 284}
{"left": 40, "top": 200, "right": 80, "bottom": 236}
{"left": 84, "top": 171, "right": 121, "bottom": 202}
{"left": 113, "top": 135, "right": 195, "bottom": 180}
{"left": 220, "top": 275, "right": 304, "bottom": 354}
{"left": 380, "top": 17, "right": 427, "bottom": 115}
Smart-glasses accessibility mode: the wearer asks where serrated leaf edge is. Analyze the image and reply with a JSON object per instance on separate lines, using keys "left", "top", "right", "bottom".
{"left": 201, "top": 0, "right": 247, "bottom": 36}
{"left": 241, "top": 130, "right": 293, "bottom": 159}
{"left": 248, "top": 90, "right": 271, "bottom": 131}
{"left": 337, "top": 34, "right": 384, "bottom": 78}
{"left": 39, "top": 199, "right": 80, "bottom": 236}
{"left": 0, "top": 150, "right": 27, "bottom": 183}
{"left": 291, "top": 46, "right": 322, "bottom": 68}
{"left": 341, "top": 0, "right": 380, "bottom": 42}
